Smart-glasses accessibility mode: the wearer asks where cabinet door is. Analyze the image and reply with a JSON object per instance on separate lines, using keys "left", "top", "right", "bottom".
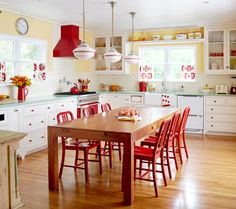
{"left": 228, "top": 29, "right": 236, "bottom": 72}
{"left": 107, "top": 94, "right": 121, "bottom": 109}
{"left": 206, "top": 29, "right": 226, "bottom": 73}
{"left": 9, "top": 107, "right": 22, "bottom": 132}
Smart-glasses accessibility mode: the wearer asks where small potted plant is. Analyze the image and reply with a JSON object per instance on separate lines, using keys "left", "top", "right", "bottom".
{"left": 10, "top": 75, "right": 31, "bottom": 101}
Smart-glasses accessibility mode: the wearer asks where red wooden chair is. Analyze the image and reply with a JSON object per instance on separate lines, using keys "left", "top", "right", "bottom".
{"left": 134, "top": 118, "right": 171, "bottom": 197}
{"left": 57, "top": 111, "right": 102, "bottom": 183}
{"left": 101, "top": 103, "right": 122, "bottom": 166}
{"left": 175, "top": 107, "right": 190, "bottom": 164}
{"left": 140, "top": 112, "right": 181, "bottom": 179}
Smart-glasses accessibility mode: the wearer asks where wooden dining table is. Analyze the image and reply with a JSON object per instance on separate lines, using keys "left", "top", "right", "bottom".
{"left": 47, "top": 105, "right": 180, "bottom": 205}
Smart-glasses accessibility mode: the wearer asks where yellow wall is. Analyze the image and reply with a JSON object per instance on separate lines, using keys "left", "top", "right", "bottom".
{"left": 0, "top": 10, "right": 53, "bottom": 71}
{"left": 74, "top": 29, "right": 94, "bottom": 72}
{"left": 0, "top": 10, "right": 94, "bottom": 73}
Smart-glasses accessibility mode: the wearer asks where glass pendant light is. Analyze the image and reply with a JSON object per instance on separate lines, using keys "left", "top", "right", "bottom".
{"left": 104, "top": 1, "right": 122, "bottom": 64}
{"left": 73, "top": 0, "right": 95, "bottom": 60}
{"left": 124, "top": 12, "right": 140, "bottom": 64}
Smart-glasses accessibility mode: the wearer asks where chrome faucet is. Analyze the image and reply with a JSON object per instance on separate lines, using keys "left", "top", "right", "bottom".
{"left": 162, "top": 77, "right": 167, "bottom": 92}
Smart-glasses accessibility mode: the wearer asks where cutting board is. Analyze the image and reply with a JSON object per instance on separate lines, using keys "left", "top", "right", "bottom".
{"left": 0, "top": 98, "right": 17, "bottom": 105}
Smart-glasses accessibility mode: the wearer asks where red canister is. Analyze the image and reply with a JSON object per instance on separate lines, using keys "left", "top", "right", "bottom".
{"left": 139, "top": 81, "right": 147, "bottom": 92}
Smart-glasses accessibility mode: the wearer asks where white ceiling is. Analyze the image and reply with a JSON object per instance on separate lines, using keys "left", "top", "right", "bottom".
{"left": 1, "top": 0, "right": 236, "bottom": 34}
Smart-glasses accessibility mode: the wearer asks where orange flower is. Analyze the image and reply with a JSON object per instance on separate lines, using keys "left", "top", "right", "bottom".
{"left": 10, "top": 75, "right": 32, "bottom": 87}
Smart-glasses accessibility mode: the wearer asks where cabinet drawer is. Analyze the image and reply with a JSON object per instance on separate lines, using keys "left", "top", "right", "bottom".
{"left": 54, "top": 101, "right": 68, "bottom": 111}
{"left": 205, "top": 106, "right": 236, "bottom": 114}
{"left": 48, "top": 112, "right": 58, "bottom": 126}
{"left": 23, "top": 129, "right": 46, "bottom": 152}
{"left": 205, "top": 97, "right": 226, "bottom": 105}
{"left": 42, "top": 103, "right": 55, "bottom": 113}
{"left": 206, "top": 114, "right": 236, "bottom": 123}
{"left": 24, "top": 115, "right": 45, "bottom": 132}
{"left": 206, "top": 122, "right": 236, "bottom": 133}
{"left": 186, "top": 115, "right": 203, "bottom": 130}
{"left": 24, "top": 105, "right": 42, "bottom": 116}
{"left": 227, "top": 98, "right": 236, "bottom": 106}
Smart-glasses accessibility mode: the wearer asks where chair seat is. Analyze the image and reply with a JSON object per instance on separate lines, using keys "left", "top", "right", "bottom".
{"left": 134, "top": 146, "right": 160, "bottom": 159}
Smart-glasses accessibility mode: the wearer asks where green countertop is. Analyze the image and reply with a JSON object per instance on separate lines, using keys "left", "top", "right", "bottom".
{"left": 0, "top": 96, "right": 75, "bottom": 109}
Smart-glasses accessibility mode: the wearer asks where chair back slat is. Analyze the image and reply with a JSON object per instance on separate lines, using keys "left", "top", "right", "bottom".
{"left": 57, "top": 111, "right": 74, "bottom": 124}
{"left": 167, "top": 111, "right": 181, "bottom": 143}
{"left": 179, "top": 107, "right": 190, "bottom": 133}
{"left": 101, "top": 103, "right": 112, "bottom": 112}
{"left": 154, "top": 118, "right": 171, "bottom": 154}
{"left": 82, "top": 106, "right": 96, "bottom": 118}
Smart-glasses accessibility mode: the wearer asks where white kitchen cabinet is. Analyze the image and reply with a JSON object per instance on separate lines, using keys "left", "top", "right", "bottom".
{"left": 0, "top": 97, "right": 77, "bottom": 158}
{"left": 205, "top": 96, "right": 236, "bottom": 134}
{"left": 178, "top": 95, "right": 204, "bottom": 134}
{"left": 145, "top": 93, "right": 177, "bottom": 107}
{"left": 94, "top": 35, "right": 128, "bottom": 74}
{"left": 205, "top": 28, "right": 236, "bottom": 74}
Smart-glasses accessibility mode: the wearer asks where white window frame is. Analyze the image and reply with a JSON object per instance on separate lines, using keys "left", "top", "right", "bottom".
{"left": 139, "top": 45, "right": 197, "bottom": 82}
{"left": 0, "top": 34, "right": 47, "bottom": 84}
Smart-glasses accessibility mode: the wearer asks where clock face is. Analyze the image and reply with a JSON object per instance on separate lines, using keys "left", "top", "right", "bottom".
{"left": 16, "top": 18, "right": 29, "bottom": 35}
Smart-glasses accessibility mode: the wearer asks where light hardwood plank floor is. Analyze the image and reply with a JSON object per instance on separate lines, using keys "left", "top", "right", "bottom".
{"left": 18, "top": 134, "right": 236, "bottom": 209}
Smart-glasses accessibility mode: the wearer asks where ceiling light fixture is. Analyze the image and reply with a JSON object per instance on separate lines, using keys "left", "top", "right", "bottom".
{"left": 124, "top": 12, "right": 140, "bottom": 64}
{"left": 104, "top": 1, "right": 122, "bottom": 64}
{"left": 73, "top": 0, "right": 95, "bottom": 60}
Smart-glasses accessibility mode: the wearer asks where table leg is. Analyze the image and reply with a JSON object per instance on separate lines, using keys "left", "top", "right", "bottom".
{"left": 122, "top": 136, "right": 134, "bottom": 205}
{"left": 48, "top": 127, "right": 59, "bottom": 191}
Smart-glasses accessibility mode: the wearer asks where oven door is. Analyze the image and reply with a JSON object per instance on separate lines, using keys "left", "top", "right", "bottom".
{"left": 77, "top": 102, "right": 99, "bottom": 118}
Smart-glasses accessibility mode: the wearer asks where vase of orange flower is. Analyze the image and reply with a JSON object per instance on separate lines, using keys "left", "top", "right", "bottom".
{"left": 10, "top": 76, "right": 31, "bottom": 101}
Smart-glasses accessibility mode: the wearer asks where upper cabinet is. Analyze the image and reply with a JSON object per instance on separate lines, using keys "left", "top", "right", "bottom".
{"left": 94, "top": 35, "right": 128, "bottom": 74}
{"left": 205, "top": 28, "right": 236, "bottom": 74}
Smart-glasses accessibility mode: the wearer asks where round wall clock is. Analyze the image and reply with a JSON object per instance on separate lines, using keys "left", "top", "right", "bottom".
{"left": 15, "top": 18, "right": 29, "bottom": 35}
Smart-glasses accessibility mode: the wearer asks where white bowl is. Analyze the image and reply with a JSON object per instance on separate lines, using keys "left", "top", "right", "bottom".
{"left": 162, "top": 35, "right": 173, "bottom": 40}
{"left": 176, "top": 34, "right": 187, "bottom": 40}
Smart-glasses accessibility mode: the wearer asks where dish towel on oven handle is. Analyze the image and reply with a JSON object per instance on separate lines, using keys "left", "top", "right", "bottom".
{"left": 161, "top": 94, "right": 171, "bottom": 107}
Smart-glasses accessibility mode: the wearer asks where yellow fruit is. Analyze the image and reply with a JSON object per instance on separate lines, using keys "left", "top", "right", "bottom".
{"left": 0, "top": 95, "right": 9, "bottom": 100}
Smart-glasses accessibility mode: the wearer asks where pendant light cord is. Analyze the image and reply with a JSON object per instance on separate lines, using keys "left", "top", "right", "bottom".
{"left": 111, "top": 1, "right": 115, "bottom": 48}
{"left": 82, "top": 0, "right": 85, "bottom": 43}
{"left": 130, "top": 12, "right": 135, "bottom": 52}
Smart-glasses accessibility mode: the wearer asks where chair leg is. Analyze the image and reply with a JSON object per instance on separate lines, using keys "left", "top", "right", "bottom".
{"left": 166, "top": 146, "right": 172, "bottom": 179}
{"left": 152, "top": 160, "right": 158, "bottom": 197}
{"left": 98, "top": 144, "right": 102, "bottom": 174}
{"left": 103, "top": 141, "right": 108, "bottom": 154}
{"left": 118, "top": 143, "right": 122, "bottom": 161}
{"left": 177, "top": 135, "right": 183, "bottom": 164}
{"left": 139, "top": 159, "right": 143, "bottom": 175}
{"left": 74, "top": 149, "right": 79, "bottom": 169}
{"left": 160, "top": 150, "right": 167, "bottom": 186}
{"left": 182, "top": 131, "right": 189, "bottom": 158}
{"left": 134, "top": 158, "right": 137, "bottom": 181}
{"left": 59, "top": 149, "right": 65, "bottom": 179}
{"left": 108, "top": 142, "right": 112, "bottom": 168}
{"left": 172, "top": 141, "right": 178, "bottom": 170}
{"left": 84, "top": 150, "right": 89, "bottom": 183}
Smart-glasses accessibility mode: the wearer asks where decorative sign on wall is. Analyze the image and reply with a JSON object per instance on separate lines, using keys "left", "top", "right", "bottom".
{"left": 139, "top": 65, "right": 153, "bottom": 81}
{"left": 0, "top": 62, "right": 6, "bottom": 83}
{"left": 33, "top": 63, "right": 46, "bottom": 81}
{"left": 181, "top": 65, "right": 196, "bottom": 81}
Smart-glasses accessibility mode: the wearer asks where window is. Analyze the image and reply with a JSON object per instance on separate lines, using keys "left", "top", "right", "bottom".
{"left": 0, "top": 35, "right": 47, "bottom": 84}
{"left": 139, "top": 45, "right": 197, "bottom": 82}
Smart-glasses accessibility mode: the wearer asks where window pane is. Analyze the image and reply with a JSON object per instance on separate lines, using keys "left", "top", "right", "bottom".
{"left": 141, "top": 48, "right": 165, "bottom": 64}
{"left": 0, "top": 40, "right": 14, "bottom": 60}
{"left": 20, "top": 42, "right": 41, "bottom": 61}
{"left": 19, "top": 63, "right": 34, "bottom": 79}
{"left": 169, "top": 64, "right": 196, "bottom": 82}
{"left": 169, "top": 48, "right": 195, "bottom": 64}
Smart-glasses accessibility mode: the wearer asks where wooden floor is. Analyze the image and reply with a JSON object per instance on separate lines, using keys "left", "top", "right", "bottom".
{"left": 18, "top": 134, "right": 236, "bottom": 209}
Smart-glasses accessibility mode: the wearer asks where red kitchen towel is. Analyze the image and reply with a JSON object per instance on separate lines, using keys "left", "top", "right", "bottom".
{"left": 161, "top": 95, "right": 171, "bottom": 107}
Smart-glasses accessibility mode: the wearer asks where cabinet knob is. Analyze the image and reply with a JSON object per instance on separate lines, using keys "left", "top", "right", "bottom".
{"left": 14, "top": 109, "right": 18, "bottom": 112}
{"left": 29, "top": 123, "right": 32, "bottom": 126}
{"left": 29, "top": 139, "right": 32, "bottom": 142}
{"left": 47, "top": 107, "right": 50, "bottom": 109}
{"left": 41, "top": 121, "right": 44, "bottom": 123}
{"left": 211, "top": 108, "right": 213, "bottom": 111}
{"left": 211, "top": 125, "right": 214, "bottom": 127}
{"left": 151, "top": 125, "right": 156, "bottom": 130}
{"left": 211, "top": 116, "right": 213, "bottom": 119}
{"left": 41, "top": 136, "right": 44, "bottom": 139}
{"left": 61, "top": 104, "right": 64, "bottom": 107}
{"left": 53, "top": 118, "right": 56, "bottom": 121}
{"left": 214, "top": 100, "right": 216, "bottom": 103}
{"left": 226, "top": 66, "right": 229, "bottom": 69}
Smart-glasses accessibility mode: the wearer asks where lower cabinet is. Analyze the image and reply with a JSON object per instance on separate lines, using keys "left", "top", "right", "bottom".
{"left": 0, "top": 97, "right": 77, "bottom": 158}
{"left": 205, "top": 96, "right": 236, "bottom": 134}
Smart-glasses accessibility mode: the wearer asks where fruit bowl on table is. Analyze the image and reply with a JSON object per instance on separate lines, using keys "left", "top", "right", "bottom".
{"left": 117, "top": 108, "right": 142, "bottom": 121}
